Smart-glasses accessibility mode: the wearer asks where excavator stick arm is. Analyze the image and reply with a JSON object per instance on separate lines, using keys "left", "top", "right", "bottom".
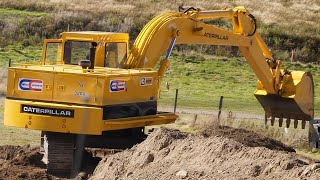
{"left": 124, "top": 6, "right": 314, "bottom": 128}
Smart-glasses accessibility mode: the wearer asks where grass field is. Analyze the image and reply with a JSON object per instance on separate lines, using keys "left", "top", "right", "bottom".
{"left": 159, "top": 52, "right": 320, "bottom": 117}
{"left": 0, "top": 8, "right": 47, "bottom": 17}
{"left": 0, "top": 44, "right": 43, "bottom": 66}
{"left": 0, "top": 121, "right": 40, "bottom": 146}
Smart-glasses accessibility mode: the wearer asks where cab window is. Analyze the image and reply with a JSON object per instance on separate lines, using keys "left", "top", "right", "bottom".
{"left": 105, "top": 43, "right": 127, "bottom": 68}
{"left": 44, "top": 42, "right": 62, "bottom": 65}
{"left": 64, "top": 41, "right": 95, "bottom": 65}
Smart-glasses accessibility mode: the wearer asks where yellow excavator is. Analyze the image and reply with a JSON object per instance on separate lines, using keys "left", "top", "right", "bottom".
{"left": 3, "top": 6, "right": 316, "bottom": 175}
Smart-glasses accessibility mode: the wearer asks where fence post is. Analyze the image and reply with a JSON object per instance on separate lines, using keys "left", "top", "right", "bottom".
{"left": 174, "top": 89, "right": 178, "bottom": 113}
{"left": 218, "top": 96, "right": 224, "bottom": 123}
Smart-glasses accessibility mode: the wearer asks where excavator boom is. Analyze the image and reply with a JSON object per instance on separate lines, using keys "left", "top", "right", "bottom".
{"left": 124, "top": 6, "right": 314, "bottom": 128}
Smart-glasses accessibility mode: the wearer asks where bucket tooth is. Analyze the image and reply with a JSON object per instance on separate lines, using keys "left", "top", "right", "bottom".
{"left": 286, "top": 118, "right": 291, "bottom": 128}
{"left": 294, "top": 119, "right": 298, "bottom": 129}
{"left": 270, "top": 116, "right": 275, "bottom": 126}
{"left": 279, "top": 116, "right": 283, "bottom": 127}
{"left": 301, "top": 120, "right": 306, "bottom": 129}
{"left": 264, "top": 113, "right": 268, "bottom": 127}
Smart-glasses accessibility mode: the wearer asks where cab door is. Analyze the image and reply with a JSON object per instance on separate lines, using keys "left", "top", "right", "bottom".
{"left": 42, "top": 39, "right": 63, "bottom": 65}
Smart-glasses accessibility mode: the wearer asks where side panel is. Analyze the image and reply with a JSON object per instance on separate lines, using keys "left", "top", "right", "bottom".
{"left": 6, "top": 69, "right": 54, "bottom": 101}
{"left": 53, "top": 74, "right": 104, "bottom": 106}
{"left": 104, "top": 73, "right": 159, "bottom": 105}
{"left": 4, "top": 99, "right": 103, "bottom": 135}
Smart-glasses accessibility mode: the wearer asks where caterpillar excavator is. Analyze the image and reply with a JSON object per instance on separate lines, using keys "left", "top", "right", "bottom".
{"left": 3, "top": 6, "right": 316, "bottom": 176}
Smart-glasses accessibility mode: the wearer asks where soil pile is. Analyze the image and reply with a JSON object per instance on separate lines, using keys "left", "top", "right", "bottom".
{"left": 0, "top": 145, "right": 52, "bottom": 180}
{"left": 0, "top": 145, "right": 99, "bottom": 179}
{"left": 202, "top": 125, "right": 296, "bottom": 152}
{"left": 91, "top": 127, "right": 320, "bottom": 180}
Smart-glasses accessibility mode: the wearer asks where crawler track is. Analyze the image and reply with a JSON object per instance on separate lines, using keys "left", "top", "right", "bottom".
{"left": 43, "top": 132, "right": 75, "bottom": 175}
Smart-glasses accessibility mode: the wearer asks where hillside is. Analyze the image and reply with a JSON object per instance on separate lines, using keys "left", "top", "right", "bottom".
{"left": 0, "top": 0, "right": 319, "bottom": 63}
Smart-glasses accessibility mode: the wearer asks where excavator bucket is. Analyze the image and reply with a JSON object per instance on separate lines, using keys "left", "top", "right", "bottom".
{"left": 255, "top": 71, "right": 314, "bottom": 129}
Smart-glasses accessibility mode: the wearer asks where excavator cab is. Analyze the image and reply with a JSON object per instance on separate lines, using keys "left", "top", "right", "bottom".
{"left": 41, "top": 31, "right": 129, "bottom": 68}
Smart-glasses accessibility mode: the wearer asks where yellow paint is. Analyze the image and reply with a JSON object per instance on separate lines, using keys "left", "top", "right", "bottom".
{"left": 4, "top": 99, "right": 103, "bottom": 135}
{"left": 4, "top": 99, "right": 177, "bottom": 134}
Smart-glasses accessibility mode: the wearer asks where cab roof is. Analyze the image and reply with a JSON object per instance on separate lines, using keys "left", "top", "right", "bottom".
{"left": 61, "top": 31, "right": 129, "bottom": 43}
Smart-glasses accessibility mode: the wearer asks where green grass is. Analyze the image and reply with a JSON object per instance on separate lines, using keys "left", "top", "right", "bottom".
{"left": 0, "top": 121, "right": 40, "bottom": 146}
{"left": 0, "top": 106, "right": 3, "bottom": 119}
{"left": 0, "top": 8, "right": 47, "bottom": 17}
{"left": 0, "top": 44, "right": 43, "bottom": 67}
{"left": 296, "top": 149, "right": 320, "bottom": 161}
{"left": 158, "top": 52, "right": 320, "bottom": 116}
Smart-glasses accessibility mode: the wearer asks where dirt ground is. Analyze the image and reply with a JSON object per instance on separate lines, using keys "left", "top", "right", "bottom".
{"left": 0, "top": 126, "right": 319, "bottom": 180}
{"left": 0, "top": 145, "right": 99, "bottom": 180}
{"left": 91, "top": 126, "right": 320, "bottom": 180}
{"left": 0, "top": 145, "right": 53, "bottom": 179}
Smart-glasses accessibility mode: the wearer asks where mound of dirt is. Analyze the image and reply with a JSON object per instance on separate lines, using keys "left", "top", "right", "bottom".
{"left": 202, "top": 125, "right": 295, "bottom": 152}
{"left": 91, "top": 127, "right": 320, "bottom": 180}
{"left": 0, "top": 145, "right": 100, "bottom": 180}
{"left": 0, "top": 145, "right": 52, "bottom": 180}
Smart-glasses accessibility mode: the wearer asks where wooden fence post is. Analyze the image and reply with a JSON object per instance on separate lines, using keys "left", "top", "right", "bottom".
{"left": 174, "top": 89, "right": 178, "bottom": 113}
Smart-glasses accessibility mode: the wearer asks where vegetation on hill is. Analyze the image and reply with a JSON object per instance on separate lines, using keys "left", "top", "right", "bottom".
{"left": 0, "top": 0, "right": 319, "bottom": 63}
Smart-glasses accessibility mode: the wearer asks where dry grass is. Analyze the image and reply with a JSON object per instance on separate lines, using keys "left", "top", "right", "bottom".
{"left": 0, "top": 0, "right": 318, "bottom": 35}
{"left": 0, "top": 0, "right": 318, "bottom": 26}
{"left": 0, "top": 0, "right": 319, "bottom": 62}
